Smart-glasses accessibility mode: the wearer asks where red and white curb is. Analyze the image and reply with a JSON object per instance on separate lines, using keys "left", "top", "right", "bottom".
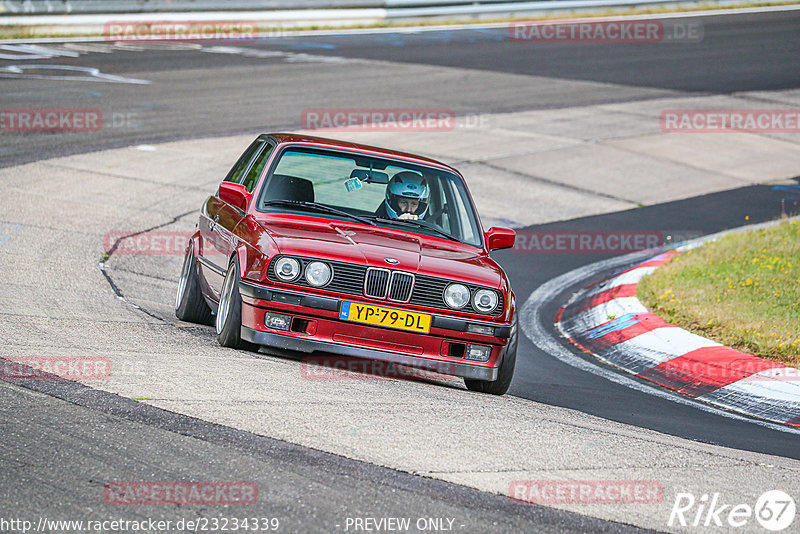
{"left": 556, "top": 246, "right": 800, "bottom": 428}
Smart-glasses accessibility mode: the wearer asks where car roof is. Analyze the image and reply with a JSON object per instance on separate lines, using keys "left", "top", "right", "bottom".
{"left": 265, "top": 133, "right": 459, "bottom": 174}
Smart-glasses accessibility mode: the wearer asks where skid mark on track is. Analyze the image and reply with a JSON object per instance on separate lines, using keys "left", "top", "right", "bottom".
{"left": 99, "top": 210, "right": 196, "bottom": 321}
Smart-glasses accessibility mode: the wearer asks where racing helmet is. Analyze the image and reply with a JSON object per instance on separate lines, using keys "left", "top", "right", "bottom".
{"left": 385, "top": 171, "right": 430, "bottom": 218}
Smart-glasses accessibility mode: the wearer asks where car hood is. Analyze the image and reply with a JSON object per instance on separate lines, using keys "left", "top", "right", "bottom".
{"left": 257, "top": 217, "right": 505, "bottom": 289}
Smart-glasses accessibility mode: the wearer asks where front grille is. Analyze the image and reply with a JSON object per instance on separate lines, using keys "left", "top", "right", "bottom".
{"left": 413, "top": 275, "right": 504, "bottom": 316}
{"left": 410, "top": 275, "right": 449, "bottom": 308}
{"left": 267, "top": 257, "right": 365, "bottom": 296}
{"left": 327, "top": 263, "right": 365, "bottom": 295}
{"left": 388, "top": 272, "right": 414, "bottom": 302}
{"left": 364, "top": 268, "right": 390, "bottom": 299}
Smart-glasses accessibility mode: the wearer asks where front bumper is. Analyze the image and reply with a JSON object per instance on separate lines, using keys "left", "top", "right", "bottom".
{"left": 239, "top": 280, "right": 512, "bottom": 382}
{"left": 241, "top": 327, "right": 497, "bottom": 381}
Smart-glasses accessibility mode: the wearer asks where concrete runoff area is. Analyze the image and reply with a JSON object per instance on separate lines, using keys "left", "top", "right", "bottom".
{"left": 295, "top": 91, "right": 800, "bottom": 227}
{"left": 1, "top": 93, "right": 800, "bottom": 532}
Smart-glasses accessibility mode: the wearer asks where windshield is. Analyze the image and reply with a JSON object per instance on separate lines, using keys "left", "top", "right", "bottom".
{"left": 255, "top": 146, "right": 484, "bottom": 247}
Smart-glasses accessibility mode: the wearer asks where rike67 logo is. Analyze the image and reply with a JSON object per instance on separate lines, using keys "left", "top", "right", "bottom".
{"left": 668, "top": 490, "right": 796, "bottom": 531}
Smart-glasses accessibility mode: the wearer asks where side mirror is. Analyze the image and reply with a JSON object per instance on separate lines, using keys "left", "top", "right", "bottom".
{"left": 218, "top": 182, "right": 250, "bottom": 212}
{"left": 485, "top": 227, "right": 516, "bottom": 251}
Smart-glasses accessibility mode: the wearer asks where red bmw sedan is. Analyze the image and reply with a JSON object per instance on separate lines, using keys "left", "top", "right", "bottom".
{"left": 176, "top": 133, "right": 517, "bottom": 394}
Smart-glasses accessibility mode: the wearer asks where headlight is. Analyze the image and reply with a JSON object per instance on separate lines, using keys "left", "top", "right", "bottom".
{"left": 472, "top": 289, "right": 498, "bottom": 313}
{"left": 275, "top": 257, "right": 300, "bottom": 282}
{"left": 304, "top": 261, "right": 332, "bottom": 287}
{"left": 444, "top": 283, "right": 470, "bottom": 309}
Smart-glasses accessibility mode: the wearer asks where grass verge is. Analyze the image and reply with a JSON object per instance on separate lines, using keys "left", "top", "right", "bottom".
{"left": 638, "top": 219, "right": 800, "bottom": 367}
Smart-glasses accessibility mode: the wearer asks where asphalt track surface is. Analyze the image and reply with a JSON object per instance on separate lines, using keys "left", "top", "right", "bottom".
{"left": 2, "top": 377, "right": 633, "bottom": 533}
{"left": 2, "top": 10, "right": 799, "bottom": 169}
{"left": 1, "top": 9, "right": 799, "bottom": 533}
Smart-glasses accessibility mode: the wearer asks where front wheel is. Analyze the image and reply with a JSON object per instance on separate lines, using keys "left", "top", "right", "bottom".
{"left": 216, "top": 257, "right": 259, "bottom": 351}
{"left": 464, "top": 315, "right": 518, "bottom": 395}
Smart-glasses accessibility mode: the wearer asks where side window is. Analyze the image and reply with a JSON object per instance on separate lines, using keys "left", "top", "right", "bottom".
{"left": 223, "top": 139, "right": 262, "bottom": 184}
{"left": 427, "top": 177, "right": 447, "bottom": 230}
{"left": 241, "top": 142, "right": 274, "bottom": 193}
{"left": 452, "top": 186, "right": 479, "bottom": 245}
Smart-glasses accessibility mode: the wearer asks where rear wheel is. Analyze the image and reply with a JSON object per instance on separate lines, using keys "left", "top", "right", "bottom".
{"left": 175, "top": 242, "right": 213, "bottom": 325}
{"left": 464, "top": 315, "right": 518, "bottom": 395}
{"left": 216, "top": 257, "right": 259, "bottom": 351}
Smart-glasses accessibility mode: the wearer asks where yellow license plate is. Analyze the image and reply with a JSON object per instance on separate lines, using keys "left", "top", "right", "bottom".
{"left": 339, "top": 301, "right": 431, "bottom": 334}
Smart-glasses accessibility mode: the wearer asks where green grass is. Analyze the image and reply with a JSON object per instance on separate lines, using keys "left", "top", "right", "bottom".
{"left": 0, "top": 26, "right": 39, "bottom": 40}
{"left": 638, "top": 219, "right": 800, "bottom": 367}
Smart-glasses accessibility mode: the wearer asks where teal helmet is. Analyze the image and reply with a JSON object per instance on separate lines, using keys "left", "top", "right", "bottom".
{"left": 385, "top": 171, "right": 429, "bottom": 218}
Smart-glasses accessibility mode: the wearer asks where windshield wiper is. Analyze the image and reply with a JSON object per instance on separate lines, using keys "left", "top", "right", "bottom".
{"left": 371, "top": 216, "right": 461, "bottom": 243}
{"left": 262, "top": 200, "right": 375, "bottom": 226}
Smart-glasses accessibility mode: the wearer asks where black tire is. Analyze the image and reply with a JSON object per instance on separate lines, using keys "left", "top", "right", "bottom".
{"left": 216, "top": 257, "right": 259, "bottom": 351}
{"left": 175, "top": 242, "right": 213, "bottom": 325}
{"left": 464, "top": 314, "right": 518, "bottom": 395}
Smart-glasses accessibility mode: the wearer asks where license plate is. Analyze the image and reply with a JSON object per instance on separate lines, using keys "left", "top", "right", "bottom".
{"left": 339, "top": 301, "right": 431, "bottom": 334}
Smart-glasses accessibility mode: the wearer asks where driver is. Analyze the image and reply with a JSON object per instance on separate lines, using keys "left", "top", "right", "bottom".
{"left": 375, "top": 171, "right": 430, "bottom": 220}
